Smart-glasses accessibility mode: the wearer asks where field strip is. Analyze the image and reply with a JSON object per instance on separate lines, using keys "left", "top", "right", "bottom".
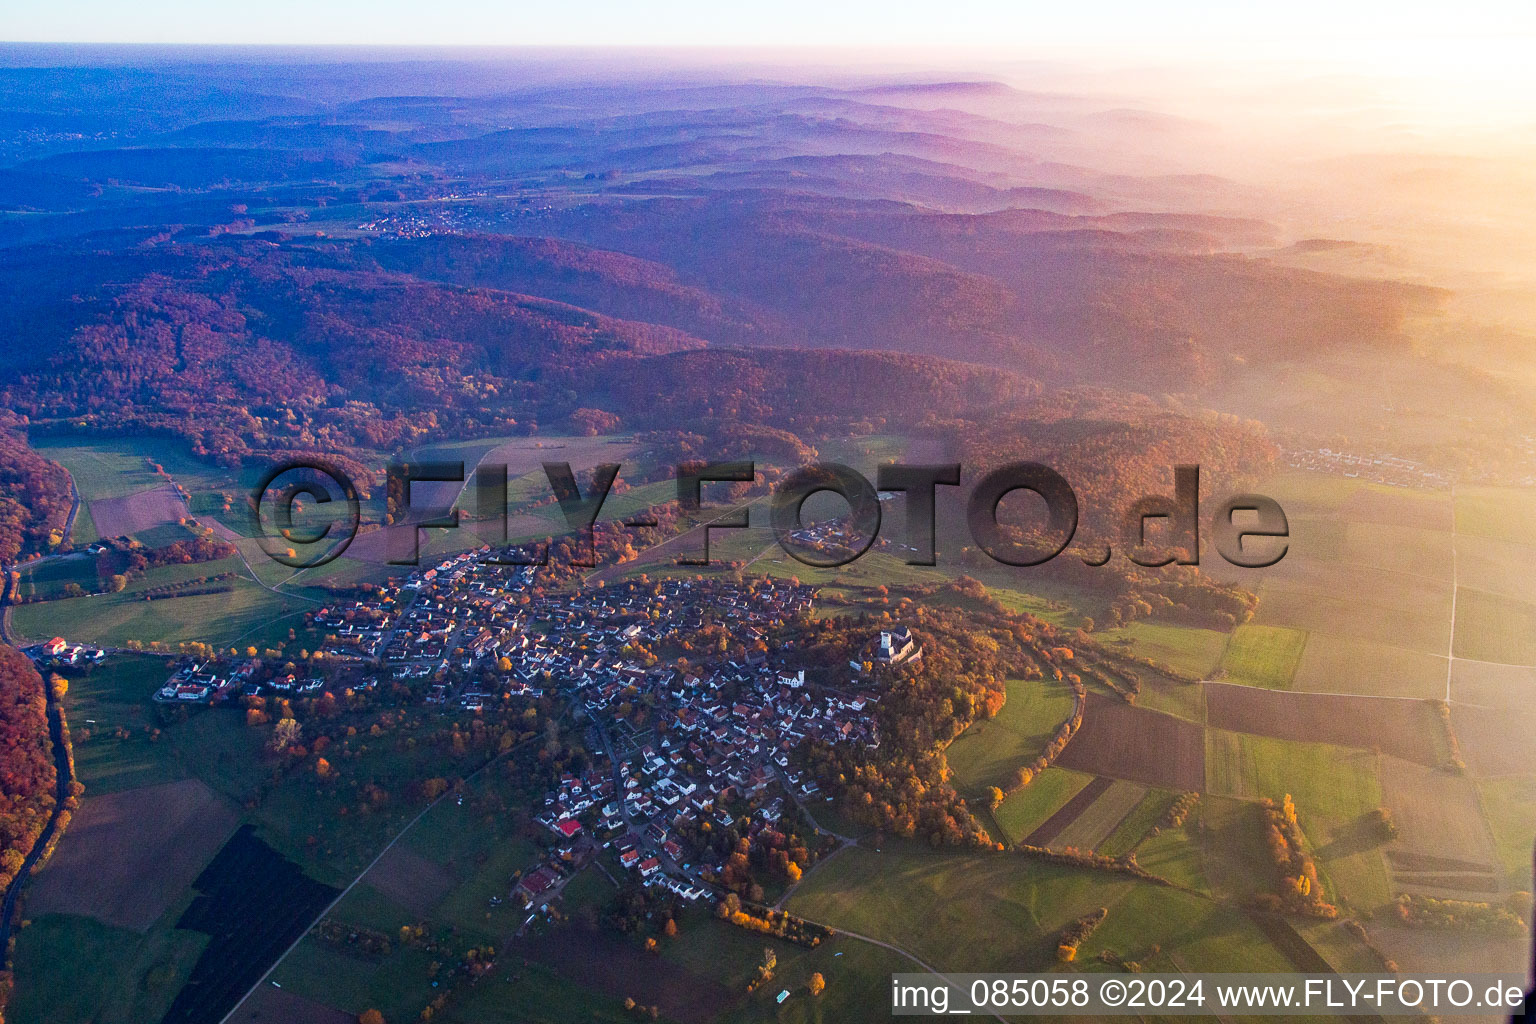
{"left": 1049, "top": 780, "right": 1147, "bottom": 852}
{"left": 1024, "top": 776, "right": 1112, "bottom": 846}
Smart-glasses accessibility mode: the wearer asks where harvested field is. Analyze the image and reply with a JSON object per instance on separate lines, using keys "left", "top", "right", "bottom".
{"left": 362, "top": 844, "right": 457, "bottom": 918}
{"left": 1453, "top": 586, "right": 1536, "bottom": 666}
{"left": 478, "top": 435, "right": 639, "bottom": 480}
{"left": 1255, "top": 571, "right": 1451, "bottom": 656}
{"left": 1455, "top": 534, "right": 1536, "bottom": 606}
{"left": 1205, "top": 683, "right": 1447, "bottom": 766}
{"left": 30, "top": 778, "right": 240, "bottom": 931}
{"left": 1024, "top": 776, "right": 1111, "bottom": 846}
{"left": 1340, "top": 486, "right": 1453, "bottom": 532}
{"left": 1340, "top": 522, "right": 1453, "bottom": 579}
{"left": 88, "top": 483, "right": 190, "bottom": 540}
{"left": 1451, "top": 658, "right": 1536, "bottom": 709}
{"left": 226, "top": 984, "right": 353, "bottom": 1024}
{"left": 1387, "top": 851, "right": 1499, "bottom": 873}
{"left": 1371, "top": 922, "right": 1527, "bottom": 977}
{"left": 1047, "top": 780, "right": 1147, "bottom": 853}
{"left": 1379, "top": 756, "right": 1499, "bottom": 888}
{"left": 1056, "top": 695, "right": 1204, "bottom": 791}
{"left": 1292, "top": 633, "right": 1446, "bottom": 700}
{"left": 1451, "top": 705, "right": 1536, "bottom": 777}
{"left": 1455, "top": 485, "right": 1536, "bottom": 547}
{"left": 1389, "top": 872, "right": 1499, "bottom": 894}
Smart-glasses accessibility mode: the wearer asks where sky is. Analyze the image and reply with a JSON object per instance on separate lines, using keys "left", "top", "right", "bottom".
{"left": 7, "top": 0, "right": 1536, "bottom": 47}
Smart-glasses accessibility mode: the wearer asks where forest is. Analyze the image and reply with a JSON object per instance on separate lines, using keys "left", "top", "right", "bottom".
{"left": 0, "top": 646, "right": 56, "bottom": 905}
{"left": 0, "top": 426, "right": 71, "bottom": 564}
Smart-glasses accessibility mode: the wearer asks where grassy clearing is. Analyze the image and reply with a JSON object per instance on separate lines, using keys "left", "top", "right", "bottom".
{"left": 1096, "top": 621, "right": 1228, "bottom": 678}
{"left": 944, "top": 678, "right": 1076, "bottom": 799}
{"left": 1291, "top": 632, "right": 1446, "bottom": 699}
{"left": 271, "top": 934, "right": 443, "bottom": 1022}
{"left": 331, "top": 882, "right": 419, "bottom": 934}
{"left": 252, "top": 737, "right": 496, "bottom": 885}
{"left": 728, "top": 934, "right": 917, "bottom": 1024}
{"left": 31, "top": 435, "right": 227, "bottom": 501}
{"left": 991, "top": 767, "right": 1093, "bottom": 845}
{"left": 1218, "top": 624, "right": 1308, "bottom": 690}
{"left": 8, "top": 912, "right": 207, "bottom": 1024}
{"left": 61, "top": 654, "right": 183, "bottom": 794}
{"left": 43, "top": 653, "right": 269, "bottom": 802}
{"left": 788, "top": 842, "right": 1138, "bottom": 972}
{"left": 1476, "top": 776, "right": 1536, "bottom": 886}
{"left": 654, "top": 910, "right": 912, "bottom": 1022}
{"left": 1075, "top": 884, "right": 1293, "bottom": 973}
{"left": 1195, "top": 797, "right": 1274, "bottom": 901}
{"left": 1254, "top": 572, "right": 1450, "bottom": 656}
{"left": 1452, "top": 586, "right": 1536, "bottom": 665}
{"left": 1133, "top": 824, "right": 1207, "bottom": 891}
{"left": 1205, "top": 730, "right": 1390, "bottom": 911}
{"left": 11, "top": 556, "right": 311, "bottom": 649}
{"left": 1456, "top": 486, "right": 1536, "bottom": 548}
{"left": 16, "top": 553, "right": 100, "bottom": 601}
{"left": 787, "top": 841, "right": 1291, "bottom": 975}
{"left": 431, "top": 836, "right": 541, "bottom": 940}
{"left": 1097, "top": 790, "right": 1178, "bottom": 858}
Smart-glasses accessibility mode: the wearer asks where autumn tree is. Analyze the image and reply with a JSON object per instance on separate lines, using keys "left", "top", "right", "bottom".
{"left": 808, "top": 972, "right": 826, "bottom": 997}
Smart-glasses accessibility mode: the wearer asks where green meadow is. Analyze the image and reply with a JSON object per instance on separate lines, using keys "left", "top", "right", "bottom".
{"left": 945, "top": 677, "right": 1077, "bottom": 799}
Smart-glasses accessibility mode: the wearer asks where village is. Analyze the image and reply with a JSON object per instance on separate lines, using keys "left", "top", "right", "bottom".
{"left": 131, "top": 547, "right": 919, "bottom": 928}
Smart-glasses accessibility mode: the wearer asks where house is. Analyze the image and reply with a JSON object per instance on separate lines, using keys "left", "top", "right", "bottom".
{"left": 518, "top": 866, "right": 558, "bottom": 898}
{"left": 638, "top": 856, "right": 661, "bottom": 878}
